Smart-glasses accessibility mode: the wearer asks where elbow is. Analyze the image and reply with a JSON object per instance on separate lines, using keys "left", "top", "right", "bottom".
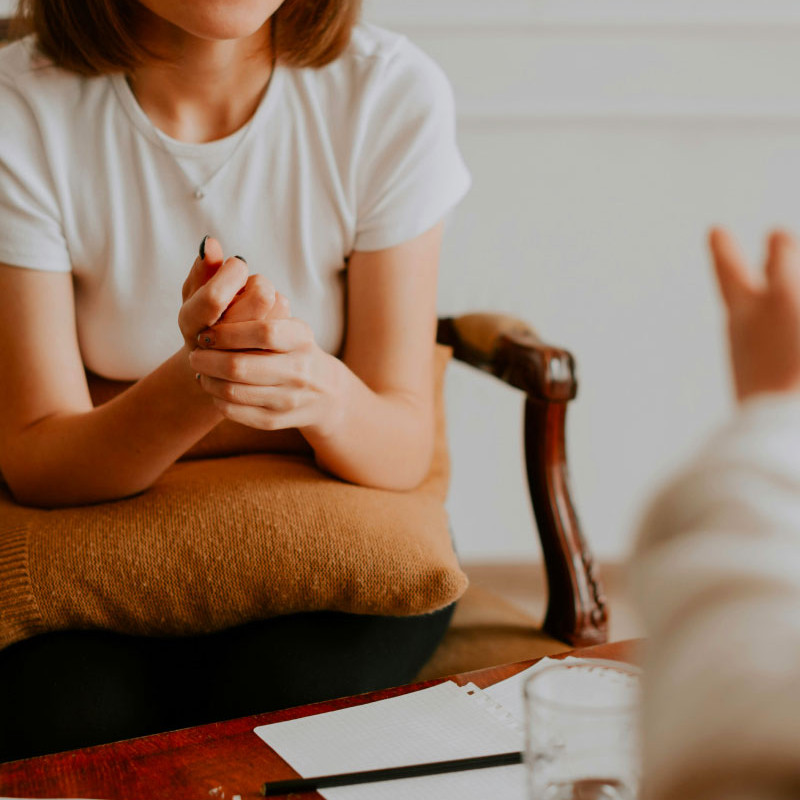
{"left": 0, "top": 460, "right": 48, "bottom": 508}
{"left": 3, "top": 465, "right": 73, "bottom": 508}
{"left": 3, "top": 474, "right": 63, "bottom": 509}
{"left": 314, "top": 437, "right": 435, "bottom": 493}
{"left": 380, "top": 446, "right": 435, "bottom": 492}
{"left": 2, "top": 462, "right": 151, "bottom": 509}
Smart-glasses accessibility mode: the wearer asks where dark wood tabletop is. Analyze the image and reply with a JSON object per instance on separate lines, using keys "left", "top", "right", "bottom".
{"left": 0, "top": 639, "right": 640, "bottom": 800}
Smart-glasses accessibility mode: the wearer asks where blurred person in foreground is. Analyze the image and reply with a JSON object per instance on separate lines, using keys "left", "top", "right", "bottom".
{"left": 632, "top": 228, "right": 800, "bottom": 800}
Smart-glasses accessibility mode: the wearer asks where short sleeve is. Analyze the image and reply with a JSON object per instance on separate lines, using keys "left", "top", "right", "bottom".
{"left": 353, "top": 42, "right": 471, "bottom": 252}
{"left": 0, "top": 76, "right": 71, "bottom": 272}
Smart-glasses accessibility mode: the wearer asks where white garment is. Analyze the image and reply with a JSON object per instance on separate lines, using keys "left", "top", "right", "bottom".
{"left": 630, "top": 394, "right": 800, "bottom": 800}
{"left": 0, "top": 24, "right": 470, "bottom": 380}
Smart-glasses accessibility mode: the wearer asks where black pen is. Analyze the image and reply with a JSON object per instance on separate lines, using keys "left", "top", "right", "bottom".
{"left": 260, "top": 750, "right": 523, "bottom": 796}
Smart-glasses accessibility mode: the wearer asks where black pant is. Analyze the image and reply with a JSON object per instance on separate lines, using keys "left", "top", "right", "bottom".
{"left": 0, "top": 605, "right": 454, "bottom": 763}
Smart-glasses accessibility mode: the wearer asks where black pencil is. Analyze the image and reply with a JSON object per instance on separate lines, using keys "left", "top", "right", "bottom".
{"left": 260, "top": 750, "right": 523, "bottom": 796}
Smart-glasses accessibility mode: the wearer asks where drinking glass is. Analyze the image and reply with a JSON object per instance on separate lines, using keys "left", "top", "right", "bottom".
{"left": 524, "top": 659, "right": 642, "bottom": 800}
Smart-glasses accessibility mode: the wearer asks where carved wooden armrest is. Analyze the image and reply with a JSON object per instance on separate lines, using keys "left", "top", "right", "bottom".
{"left": 437, "top": 313, "right": 608, "bottom": 647}
{"left": 437, "top": 313, "right": 577, "bottom": 401}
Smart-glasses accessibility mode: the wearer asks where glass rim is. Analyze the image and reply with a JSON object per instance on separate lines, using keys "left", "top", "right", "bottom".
{"left": 523, "top": 658, "right": 642, "bottom": 714}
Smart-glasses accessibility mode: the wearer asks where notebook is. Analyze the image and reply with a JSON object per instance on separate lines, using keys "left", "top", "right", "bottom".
{"left": 253, "top": 657, "right": 584, "bottom": 799}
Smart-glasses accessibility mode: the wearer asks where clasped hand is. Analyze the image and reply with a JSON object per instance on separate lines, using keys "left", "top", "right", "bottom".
{"left": 178, "top": 236, "right": 340, "bottom": 436}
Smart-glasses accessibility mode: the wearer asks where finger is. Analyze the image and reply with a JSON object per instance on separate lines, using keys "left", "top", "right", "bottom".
{"left": 708, "top": 227, "right": 757, "bottom": 310}
{"left": 221, "top": 274, "right": 282, "bottom": 324}
{"left": 196, "top": 317, "right": 310, "bottom": 352}
{"left": 209, "top": 397, "right": 298, "bottom": 432}
{"left": 190, "top": 348, "right": 306, "bottom": 386}
{"left": 765, "top": 229, "right": 800, "bottom": 293}
{"left": 271, "top": 292, "right": 291, "bottom": 320}
{"left": 182, "top": 236, "right": 224, "bottom": 301}
{"left": 198, "top": 375, "right": 300, "bottom": 411}
{"left": 179, "top": 256, "right": 248, "bottom": 335}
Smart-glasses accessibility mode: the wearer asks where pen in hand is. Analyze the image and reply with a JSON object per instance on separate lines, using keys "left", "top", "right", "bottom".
{"left": 260, "top": 750, "right": 523, "bottom": 796}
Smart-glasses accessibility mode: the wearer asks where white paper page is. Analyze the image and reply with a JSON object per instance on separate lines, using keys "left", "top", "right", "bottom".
{"left": 254, "top": 681, "right": 526, "bottom": 800}
{"left": 483, "top": 656, "right": 592, "bottom": 722}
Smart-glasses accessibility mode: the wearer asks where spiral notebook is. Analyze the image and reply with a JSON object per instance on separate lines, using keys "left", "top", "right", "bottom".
{"left": 253, "top": 657, "right": 585, "bottom": 800}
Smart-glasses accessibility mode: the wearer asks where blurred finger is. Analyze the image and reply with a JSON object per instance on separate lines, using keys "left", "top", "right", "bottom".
{"left": 709, "top": 227, "right": 756, "bottom": 310}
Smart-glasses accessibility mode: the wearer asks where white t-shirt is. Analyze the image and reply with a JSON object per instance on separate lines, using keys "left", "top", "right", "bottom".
{"left": 0, "top": 24, "right": 471, "bottom": 380}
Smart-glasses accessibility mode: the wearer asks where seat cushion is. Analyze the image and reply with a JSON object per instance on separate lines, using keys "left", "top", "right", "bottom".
{"left": 416, "top": 584, "right": 570, "bottom": 680}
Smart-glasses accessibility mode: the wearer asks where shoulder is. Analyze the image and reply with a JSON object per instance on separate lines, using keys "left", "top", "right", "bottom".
{"left": 300, "top": 23, "right": 455, "bottom": 114}
{"left": 0, "top": 36, "right": 71, "bottom": 97}
{"left": 0, "top": 39, "right": 52, "bottom": 141}
{"left": 0, "top": 36, "right": 90, "bottom": 147}
{"left": 347, "top": 23, "right": 453, "bottom": 103}
{"left": 0, "top": 36, "right": 98, "bottom": 125}
{"left": 0, "top": 36, "right": 40, "bottom": 84}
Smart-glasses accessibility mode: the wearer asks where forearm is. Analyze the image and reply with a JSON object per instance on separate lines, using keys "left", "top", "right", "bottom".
{"left": 303, "top": 355, "right": 435, "bottom": 491}
{"left": 5, "top": 348, "right": 224, "bottom": 507}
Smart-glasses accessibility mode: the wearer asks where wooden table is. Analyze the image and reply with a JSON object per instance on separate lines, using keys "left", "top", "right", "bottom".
{"left": 0, "top": 640, "right": 640, "bottom": 799}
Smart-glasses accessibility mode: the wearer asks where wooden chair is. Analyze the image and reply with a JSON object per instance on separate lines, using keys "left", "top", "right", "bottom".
{"left": 418, "top": 313, "right": 607, "bottom": 679}
{"left": 0, "top": 19, "right": 608, "bottom": 678}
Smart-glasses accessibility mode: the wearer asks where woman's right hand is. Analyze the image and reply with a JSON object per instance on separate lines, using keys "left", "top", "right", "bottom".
{"left": 178, "top": 236, "right": 250, "bottom": 351}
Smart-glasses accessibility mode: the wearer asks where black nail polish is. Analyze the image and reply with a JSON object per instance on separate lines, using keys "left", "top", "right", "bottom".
{"left": 199, "top": 235, "right": 209, "bottom": 259}
{"left": 234, "top": 254, "right": 247, "bottom": 264}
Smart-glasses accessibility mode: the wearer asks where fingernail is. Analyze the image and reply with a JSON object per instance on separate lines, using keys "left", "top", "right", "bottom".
{"left": 234, "top": 254, "right": 247, "bottom": 264}
{"left": 194, "top": 372, "right": 201, "bottom": 381}
{"left": 197, "top": 331, "right": 215, "bottom": 347}
{"left": 199, "top": 235, "right": 209, "bottom": 259}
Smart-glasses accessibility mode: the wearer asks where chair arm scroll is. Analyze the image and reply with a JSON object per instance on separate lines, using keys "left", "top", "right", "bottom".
{"left": 436, "top": 313, "right": 577, "bottom": 402}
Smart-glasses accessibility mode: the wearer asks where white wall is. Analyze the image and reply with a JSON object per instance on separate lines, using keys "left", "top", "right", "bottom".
{"left": 5, "top": 0, "right": 800, "bottom": 561}
{"left": 365, "top": 0, "right": 800, "bottom": 561}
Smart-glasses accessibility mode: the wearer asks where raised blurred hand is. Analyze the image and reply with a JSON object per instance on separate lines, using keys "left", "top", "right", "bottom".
{"left": 710, "top": 227, "right": 800, "bottom": 402}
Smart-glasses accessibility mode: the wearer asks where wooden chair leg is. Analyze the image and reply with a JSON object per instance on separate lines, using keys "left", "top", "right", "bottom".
{"left": 525, "top": 397, "right": 608, "bottom": 646}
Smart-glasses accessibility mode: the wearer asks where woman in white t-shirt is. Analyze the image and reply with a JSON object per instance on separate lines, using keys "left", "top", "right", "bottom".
{"left": 0, "top": 0, "right": 470, "bottom": 759}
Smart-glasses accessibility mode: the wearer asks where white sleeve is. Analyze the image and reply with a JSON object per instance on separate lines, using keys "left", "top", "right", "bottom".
{"left": 0, "top": 79, "right": 71, "bottom": 272}
{"left": 630, "top": 395, "right": 800, "bottom": 800}
{"left": 353, "top": 43, "right": 471, "bottom": 252}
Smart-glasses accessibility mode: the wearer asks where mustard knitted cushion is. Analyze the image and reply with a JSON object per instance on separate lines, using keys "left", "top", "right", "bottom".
{"left": 0, "top": 347, "right": 466, "bottom": 651}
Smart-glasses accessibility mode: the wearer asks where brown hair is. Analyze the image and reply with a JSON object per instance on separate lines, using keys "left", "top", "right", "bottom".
{"left": 10, "top": 0, "right": 362, "bottom": 75}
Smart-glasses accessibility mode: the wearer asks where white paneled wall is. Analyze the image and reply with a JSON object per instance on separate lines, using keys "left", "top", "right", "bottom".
{"left": 4, "top": 0, "right": 800, "bottom": 560}
{"left": 365, "top": 0, "right": 800, "bottom": 560}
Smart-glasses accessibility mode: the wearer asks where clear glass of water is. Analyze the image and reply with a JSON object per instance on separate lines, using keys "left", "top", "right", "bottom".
{"left": 524, "top": 659, "right": 642, "bottom": 800}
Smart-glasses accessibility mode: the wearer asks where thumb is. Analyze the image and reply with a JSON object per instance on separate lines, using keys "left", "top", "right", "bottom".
{"left": 708, "top": 227, "right": 756, "bottom": 311}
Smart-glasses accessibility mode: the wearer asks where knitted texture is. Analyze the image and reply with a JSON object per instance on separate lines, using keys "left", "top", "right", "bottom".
{"left": 0, "top": 347, "right": 466, "bottom": 651}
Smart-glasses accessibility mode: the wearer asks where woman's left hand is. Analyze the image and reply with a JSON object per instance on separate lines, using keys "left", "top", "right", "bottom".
{"left": 188, "top": 316, "right": 344, "bottom": 436}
